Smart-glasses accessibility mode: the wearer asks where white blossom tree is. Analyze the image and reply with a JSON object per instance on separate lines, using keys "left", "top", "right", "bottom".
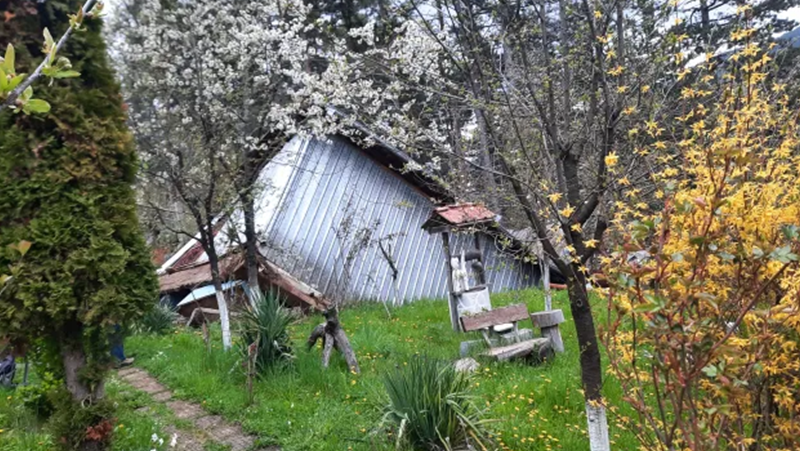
{"left": 114, "top": 0, "right": 389, "bottom": 350}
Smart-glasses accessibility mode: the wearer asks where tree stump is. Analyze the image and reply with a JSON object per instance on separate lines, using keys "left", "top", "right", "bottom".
{"left": 307, "top": 308, "right": 360, "bottom": 373}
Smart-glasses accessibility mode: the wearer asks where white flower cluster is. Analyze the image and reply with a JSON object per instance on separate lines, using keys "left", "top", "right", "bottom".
{"left": 119, "top": 0, "right": 456, "bottom": 207}
{"left": 150, "top": 431, "right": 164, "bottom": 450}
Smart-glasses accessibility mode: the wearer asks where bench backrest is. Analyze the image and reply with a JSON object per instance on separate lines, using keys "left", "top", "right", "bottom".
{"left": 460, "top": 303, "right": 529, "bottom": 332}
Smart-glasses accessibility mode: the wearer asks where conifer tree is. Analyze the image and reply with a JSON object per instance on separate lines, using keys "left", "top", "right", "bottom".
{"left": 0, "top": 1, "right": 157, "bottom": 448}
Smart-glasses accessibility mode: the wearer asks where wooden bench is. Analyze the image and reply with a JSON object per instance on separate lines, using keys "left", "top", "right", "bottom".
{"left": 460, "top": 304, "right": 552, "bottom": 361}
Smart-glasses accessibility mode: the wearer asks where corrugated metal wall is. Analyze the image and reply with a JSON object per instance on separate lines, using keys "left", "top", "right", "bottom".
{"left": 260, "top": 136, "right": 538, "bottom": 303}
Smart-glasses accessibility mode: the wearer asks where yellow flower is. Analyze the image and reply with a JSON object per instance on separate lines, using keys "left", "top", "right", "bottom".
{"left": 585, "top": 239, "right": 599, "bottom": 249}
{"left": 605, "top": 152, "right": 619, "bottom": 168}
{"left": 559, "top": 205, "right": 575, "bottom": 218}
{"left": 548, "top": 192, "right": 563, "bottom": 203}
{"left": 571, "top": 223, "right": 583, "bottom": 233}
{"left": 608, "top": 65, "right": 625, "bottom": 76}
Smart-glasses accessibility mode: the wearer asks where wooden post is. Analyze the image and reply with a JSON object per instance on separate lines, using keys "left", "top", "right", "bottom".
{"left": 530, "top": 309, "right": 565, "bottom": 353}
{"left": 442, "top": 232, "right": 461, "bottom": 332}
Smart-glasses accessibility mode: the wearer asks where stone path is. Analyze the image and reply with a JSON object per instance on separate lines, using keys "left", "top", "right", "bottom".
{"left": 117, "top": 366, "right": 278, "bottom": 451}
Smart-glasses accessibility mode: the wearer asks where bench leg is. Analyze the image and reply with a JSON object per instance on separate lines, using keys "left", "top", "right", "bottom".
{"left": 541, "top": 325, "right": 564, "bottom": 353}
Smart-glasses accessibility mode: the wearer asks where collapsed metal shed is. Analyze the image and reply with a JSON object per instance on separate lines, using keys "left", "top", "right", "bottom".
{"left": 159, "top": 134, "right": 539, "bottom": 304}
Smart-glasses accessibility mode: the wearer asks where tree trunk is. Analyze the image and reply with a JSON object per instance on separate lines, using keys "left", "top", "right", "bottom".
{"left": 542, "top": 258, "right": 552, "bottom": 311}
{"left": 61, "top": 330, "right": 110, "bottom": 451}
{"left": 242, "top": 189, "right": 260, "bottom": 293}
{"left": 567, "top": 273, "right": 609, "bottom": 451}
{"left": 62, "top": 343, "right": 105, "bottom": 403}
{"left": 208, "top": 251, "right": 232, "bottom": 351}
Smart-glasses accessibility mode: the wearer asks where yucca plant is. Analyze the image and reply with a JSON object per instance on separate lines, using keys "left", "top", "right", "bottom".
{"left": 381, "top": 356, "right": 491, "bottom": 451}
{"left": 136, "top": 302, "right": 179, "bottom": 335}
{"left": 238, "top": 289, "right": 293, "bottom": 374}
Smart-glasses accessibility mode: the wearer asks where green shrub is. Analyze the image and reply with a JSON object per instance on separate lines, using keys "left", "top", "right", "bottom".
{"left": 46, "top": 388, "right": 115, "bottom": 451}
{"left": 0, "top": 1, "right": 157, "bottom": 447}
{"left": 16, "top": 371, "right": 61, "bottom": 419}
{"left": 136, "top": 303, "right": 178, "bottom": 335}
{"left": 381, "top": 356, "right": 491, "bottom": 451}
{"left": 237, "top": 290, "right": 293, "bottom": 374}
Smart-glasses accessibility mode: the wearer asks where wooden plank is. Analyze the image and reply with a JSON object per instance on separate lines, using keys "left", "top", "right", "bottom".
{"left": 484, "top": 338, "right": 551, "bottom": 361}
{"left": 460, "top": 303, "right": 529, "bottom": 331}
{"left": 530, "top": 309, "right": 565, "bottom": 328}
{"left": 442, "top": 232, "right": 461, "bottom": 332}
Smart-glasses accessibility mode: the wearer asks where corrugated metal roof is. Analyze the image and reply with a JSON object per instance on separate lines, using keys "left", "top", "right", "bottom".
{"left": 158, "top": 136, "right": 540, "bottom": 304}
{"left": 260, "top": 137, "right": 538, "bottom": 302}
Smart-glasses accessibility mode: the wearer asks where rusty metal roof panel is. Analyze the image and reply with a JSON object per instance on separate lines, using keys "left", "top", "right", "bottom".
{"left": 429, "top": 203, "right": 497, "bottom": 227}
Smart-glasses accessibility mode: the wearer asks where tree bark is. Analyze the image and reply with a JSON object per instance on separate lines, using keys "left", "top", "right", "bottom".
{"left": 567, "top": 273, "right": 609, "bottom": 450}
{"left": 61, "top": 329, "right": 110, "bottom": 451}
{"left": 242, "top": 189, "right": 260, "bottom": 293}
{"left": 207, "top": 248, "right": 232, "bottom": 350}
{"left": 62, "top": 343, "right": 104, "bottom": 404}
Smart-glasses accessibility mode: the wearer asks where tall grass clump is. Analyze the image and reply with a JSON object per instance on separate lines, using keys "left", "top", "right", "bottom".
{"left": 381, "top": 356, "right": 491, "bottom": 451}
{"left": 238, "top": 289, "right": 293, "bottom": 373}
{"left": 136, "top": 302, "right": 179, "bottom": 335}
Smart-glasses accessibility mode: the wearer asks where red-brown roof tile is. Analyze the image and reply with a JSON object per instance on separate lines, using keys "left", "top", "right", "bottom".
{"left": 433, "top": 203, "right": 496, "bottom": 226}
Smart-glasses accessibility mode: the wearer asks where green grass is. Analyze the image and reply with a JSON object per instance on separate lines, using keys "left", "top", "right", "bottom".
{"left": 127, "top": 289, "right": 640, "bottom": 451}
{"left": 0, "top": 374, "right": 172, "bottom": 451}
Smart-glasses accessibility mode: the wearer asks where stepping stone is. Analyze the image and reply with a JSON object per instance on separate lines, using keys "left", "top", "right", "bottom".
{"left": 207, "top": 423, "right": 242, "bottom": 442}
{"left": 164, "top": 425, "right": 206, "bottom": 451}
{"left": 152, "top": 390, "right": 173, "bottom": 402}
{"left": 167, "top": 400, "right": 205, "bottom": 420}
{"left": 130, "top": 378, "right": 168, "bottom": 395}
{"left": 117, "top": 367, "right": 142, "bottom": 378}
{"left": 221, "top": 433, "right": 255, "bottom": 451}
{"left": 194, "top": 415, "right": 224, "bottom": 430}
{"left": 134, "top": 406, "right": 151, "bottom": 414}
{"left": 121, "top": 371, "right": 153, "bottom": 384}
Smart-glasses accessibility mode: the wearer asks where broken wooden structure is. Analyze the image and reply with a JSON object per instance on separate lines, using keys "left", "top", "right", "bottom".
{"left": 307, "top": 308, "right": 360, "bottom": 373}
{"left": 422, "top": 203, "right": 497, "bottom": 332}
{"left": 158, "top": 251, "right": 329, "bottom": 323}
{"left": 460, "top": 304, "right": 552, "bottom": 361}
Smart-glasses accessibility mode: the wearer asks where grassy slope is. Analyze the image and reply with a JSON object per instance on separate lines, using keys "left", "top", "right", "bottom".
{"left": 127, "top": 289, "right": 639, "bottom": 451}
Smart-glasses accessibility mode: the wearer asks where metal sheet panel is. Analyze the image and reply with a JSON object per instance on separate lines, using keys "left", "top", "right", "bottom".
{"left": 261, "top": 136, "right": 539, "bottom": 303}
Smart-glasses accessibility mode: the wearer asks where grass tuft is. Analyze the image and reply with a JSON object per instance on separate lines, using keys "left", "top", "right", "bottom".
{"left": 136, "top": 303, "right": 179, "bottom": 335}
{"left": 237, "top": 289, "right": 293, "bottom": 374}
{"left": 381, "top": 355, "right": 490, "bottom": 451}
